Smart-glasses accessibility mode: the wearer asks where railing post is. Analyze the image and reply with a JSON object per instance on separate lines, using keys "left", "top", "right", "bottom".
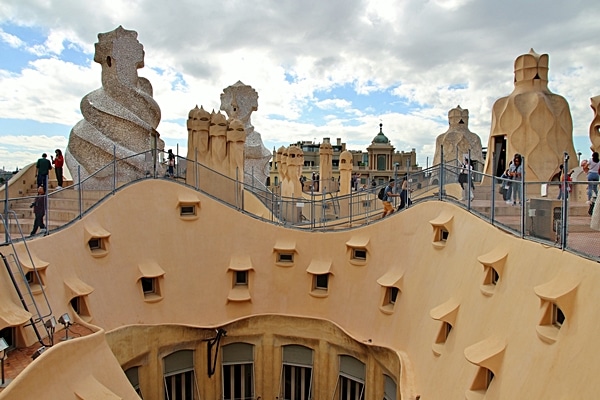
{"left": 467, "top": 149, "right": 472, "bottom": 209}
{"left": 439, "top": 145, "right": 444, "bottom": 200}
{"left": 311, "top": 185, "right": 315, "bottom": 230}
{"left": 4, "top": 177, "right": 8, "bottom": 243}
{"left": 561, "top": 152, "right": 569, "bottom": 249}
{"left": 195, "top": 148, "right": 199, "bottom": 190}
{"left": 153, "top": 132, "right": 157, "bottom": 179}
{"left": 44, "top": 175, "right": 49, "bottom": 236}
{"left": 520, "top": 156, "right": 526, "bottom": 239}
{"left": 112, "top": 145, "right": 116, "bottom": 194}
{"left": 78, "top": 166, "right": 82, "bottom": 219}
{"left": 176, "top": 144, "right": 180, "bottom": 179}
{"left": 491, "top": 150, "right": 497, "bottom": 224}
{"left": 349, "top": 187, "right": 353, "bottom": 225}
{"left": 235, "top": 167, "right": 240, "bottom": 210}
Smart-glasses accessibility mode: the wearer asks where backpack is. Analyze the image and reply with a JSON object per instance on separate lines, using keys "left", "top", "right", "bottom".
{"left": 377, "top": 187, "right": 385, "bottom": 200}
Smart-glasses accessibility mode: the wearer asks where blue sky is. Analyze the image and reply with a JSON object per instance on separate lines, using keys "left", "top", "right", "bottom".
{"left": 0, "top": 0, "right": 599, "bottom": 172}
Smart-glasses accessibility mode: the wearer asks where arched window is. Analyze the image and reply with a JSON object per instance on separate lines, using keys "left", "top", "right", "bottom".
{"left": 222, "top": 343, "right": 254, "bottom": 400}
{"left": 163, "top": 349, "right": 197, "bottom": 400}
{"left": 279, "top": 345, "right": 313, "bottom": 400}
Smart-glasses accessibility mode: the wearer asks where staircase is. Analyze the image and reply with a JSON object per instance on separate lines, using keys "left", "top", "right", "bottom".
{"left": 1, "top": 178, "right": 110, "bottom": 236}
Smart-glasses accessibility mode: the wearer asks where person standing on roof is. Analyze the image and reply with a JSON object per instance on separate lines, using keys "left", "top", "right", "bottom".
{"left": 51, "top": 149, "right": 64, "bottom": 189}
{"left": 381, "top": 179, "right": 400, "bottom": 218}
{"left": 35, "top": 153, "right": 52, "bottom": 191}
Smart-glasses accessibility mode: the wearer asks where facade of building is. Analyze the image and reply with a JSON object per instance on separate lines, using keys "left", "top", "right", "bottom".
{"left": 269, "top": 124, "right": 420, "bottom": 190}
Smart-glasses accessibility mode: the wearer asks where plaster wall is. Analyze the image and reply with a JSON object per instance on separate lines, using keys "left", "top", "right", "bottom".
{"left": 2, "top": 180, "right": 599, "bottom": 399}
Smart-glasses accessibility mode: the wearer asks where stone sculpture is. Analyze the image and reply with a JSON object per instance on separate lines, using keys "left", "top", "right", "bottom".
{"left": 227, "top": 119, "right": 247, "bottom": 180}
{"left": 319, "top": 140, "right": 333, "bottom": 193}
{"left": 483, "top": 49, "right": 577, "bottom": 181}
{"left": 339, "top": 150, "right": 353, "bottom": 195}
{"left": 186, "top": 106, "right": 211, "bottom": 165}
{"left": 66, "top": 26, "right": 164, "bottom": 188}
{"left": 285, "top": 145, "right": 304, "bottom": 198}
{"left": 589, "top": 96, "right": 600, "bottom": 152}
{"left": 219, "top": 81, "right": 271, "bottom": 188}
{"left": 185, "top": 107, "right": 246, "bottom": 194}
{"left": 433, "top": 105, "right": 483, "bottom": 167}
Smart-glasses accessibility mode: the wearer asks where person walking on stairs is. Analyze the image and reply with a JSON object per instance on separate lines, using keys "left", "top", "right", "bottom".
{"left": 30, "top": 186, "right": 47, "bottom": 236}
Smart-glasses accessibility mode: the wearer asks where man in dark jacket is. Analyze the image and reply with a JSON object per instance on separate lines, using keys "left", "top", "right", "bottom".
{"left": 30, "top": 186, "right": 46, "bottom": 236}
{"left": 35, "top": 153, "right": 52, "bottom": 191}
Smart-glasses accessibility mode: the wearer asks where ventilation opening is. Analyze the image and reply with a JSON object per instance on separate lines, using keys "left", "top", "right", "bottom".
{"left": 315, "top": 274, "right": 329, "bottom": 290}
{"left": 180, "top": 205, "right": 196, "bottom": 216}
{"left": 352, "top": 248, "right": 367, "bottom": 261}
{"left": 470, "top": 367, "right": 494, "bottom": 392}
{"left": 536, "top": 301, "right": 565, "bottom": 343}
{"left": 70, "top": 296, "right": 91, "bottom": 320}
{"left": 141, "top": 277, "right": 155, "bottom": 294}
{"left": 484, "top": 267, "right": 499, "bottom": 285}
{"left": 25, "top": 271, "right": 44, "bottom": 293}
{"left": 234, "top": 271, "right": 248, "bottom": 286}
{"left": 88, "top": 238, "right": 102, "bottom": 251}
{"left": 436, "top": 321, "right": 452, "bottom": 345}
{"left": 387, "top": 287, "right": 399, "bottom": 305}
{"left": 87, "top": 237, "right": 109, "bottom": 257}
{"left": 438, "top": 229, "right": 449, "bottom": 241}
{"left": 553, "top": 303, "right": 565, "bottom": 328}
{"left": 140, "top": 276, "right": 162, "bottom": 301}
{"left": 277, "top": 252, "right": 294, "bottom": 263}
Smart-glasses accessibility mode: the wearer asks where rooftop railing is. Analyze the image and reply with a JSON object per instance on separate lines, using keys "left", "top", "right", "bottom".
{"left": 1, "top": 148, "right": 598, "bottom": 262}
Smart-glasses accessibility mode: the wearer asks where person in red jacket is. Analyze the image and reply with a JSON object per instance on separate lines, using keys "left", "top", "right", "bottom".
{"left": 50, "top": 149, "right": 64, "bottom": 188}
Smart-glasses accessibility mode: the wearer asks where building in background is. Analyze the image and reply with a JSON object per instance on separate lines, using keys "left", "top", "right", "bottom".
{"left": 269, "top": 123, "right": 420, "bottom": 190}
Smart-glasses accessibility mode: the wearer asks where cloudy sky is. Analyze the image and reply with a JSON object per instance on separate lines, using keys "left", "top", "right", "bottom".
{"left": 0, "top": 0, "right": 598, "bottom": 172}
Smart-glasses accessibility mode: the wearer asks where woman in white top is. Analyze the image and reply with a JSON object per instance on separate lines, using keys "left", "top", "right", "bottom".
{"left": 586, "top": 152, "right": 600, "bottom": 204}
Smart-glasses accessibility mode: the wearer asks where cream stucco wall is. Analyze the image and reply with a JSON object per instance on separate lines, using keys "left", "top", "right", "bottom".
{"left": 1, "top": 179, "right": 599, "bottom": 399}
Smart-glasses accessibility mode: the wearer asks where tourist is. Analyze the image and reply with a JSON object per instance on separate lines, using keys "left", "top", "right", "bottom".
{"left": 381, "top": 179, "right": 400, "bottom": 218}
{"left": 559, "top": 169, "right": 573, "bottom": 200}
{"left": 35, "top": 153, "right": 52, "bottom": 191}
{"left": 30, "top": 186, "right": 46, "bottom": 236}
{"left": 167, "top": 149, "right": 175, "bottom": 178}
{"left": 460, "top": 157, "right": 475, "bottom": 201}
{"left": 586, "top": 152, "right": 600, "bottom": 205}
{"left": 508, "top": 154, "right": 523, "bottom": 205}
{"left": 499, "top": 165, "right": 512, "bottom": 202}
{"left": 397, "top": 176, "right": 413, "bottom": 210}
{"left": 51, "top": 149, "right": 64, "bottom": 188}
{"left": 556, "top": 164, "right": 564, "bottom": 199}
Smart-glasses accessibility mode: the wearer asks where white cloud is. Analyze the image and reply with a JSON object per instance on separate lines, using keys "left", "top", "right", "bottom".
{"left": 0, "top": 27, "right": 24, "bottom": 48}
{"left": 0, "top": 0, "right": 597, "bottom": 172}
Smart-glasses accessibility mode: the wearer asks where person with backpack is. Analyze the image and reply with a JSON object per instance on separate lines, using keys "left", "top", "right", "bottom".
{"left": 380, "top": 179, "right": 400, "bottom": 218}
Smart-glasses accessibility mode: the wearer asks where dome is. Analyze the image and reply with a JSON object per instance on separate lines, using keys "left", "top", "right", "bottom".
{"left": 372, "top": 123, "right": 390, "bottom": 144}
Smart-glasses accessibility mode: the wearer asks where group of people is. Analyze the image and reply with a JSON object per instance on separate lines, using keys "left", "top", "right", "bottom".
{"left": 35, "top": 149, "right": 64, "bottom": 190}
{"left": 380, "top": 177, "right": 412, "bottom": 218}
{"left": 30, "top": 149, "right": 64, "bottom": 236}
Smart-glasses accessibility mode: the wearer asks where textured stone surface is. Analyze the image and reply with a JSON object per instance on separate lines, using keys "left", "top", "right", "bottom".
{"left": 483, "top": 49, "right": 577, "bottom": 180}
{"left": 433, "top": 105, "right": 483, "bottom": 166}
{"left": 220, "top": 81, "right": 271, "bottom": 187}
{"left": 66, "top": 26, "right": 164, "bottom": 188}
